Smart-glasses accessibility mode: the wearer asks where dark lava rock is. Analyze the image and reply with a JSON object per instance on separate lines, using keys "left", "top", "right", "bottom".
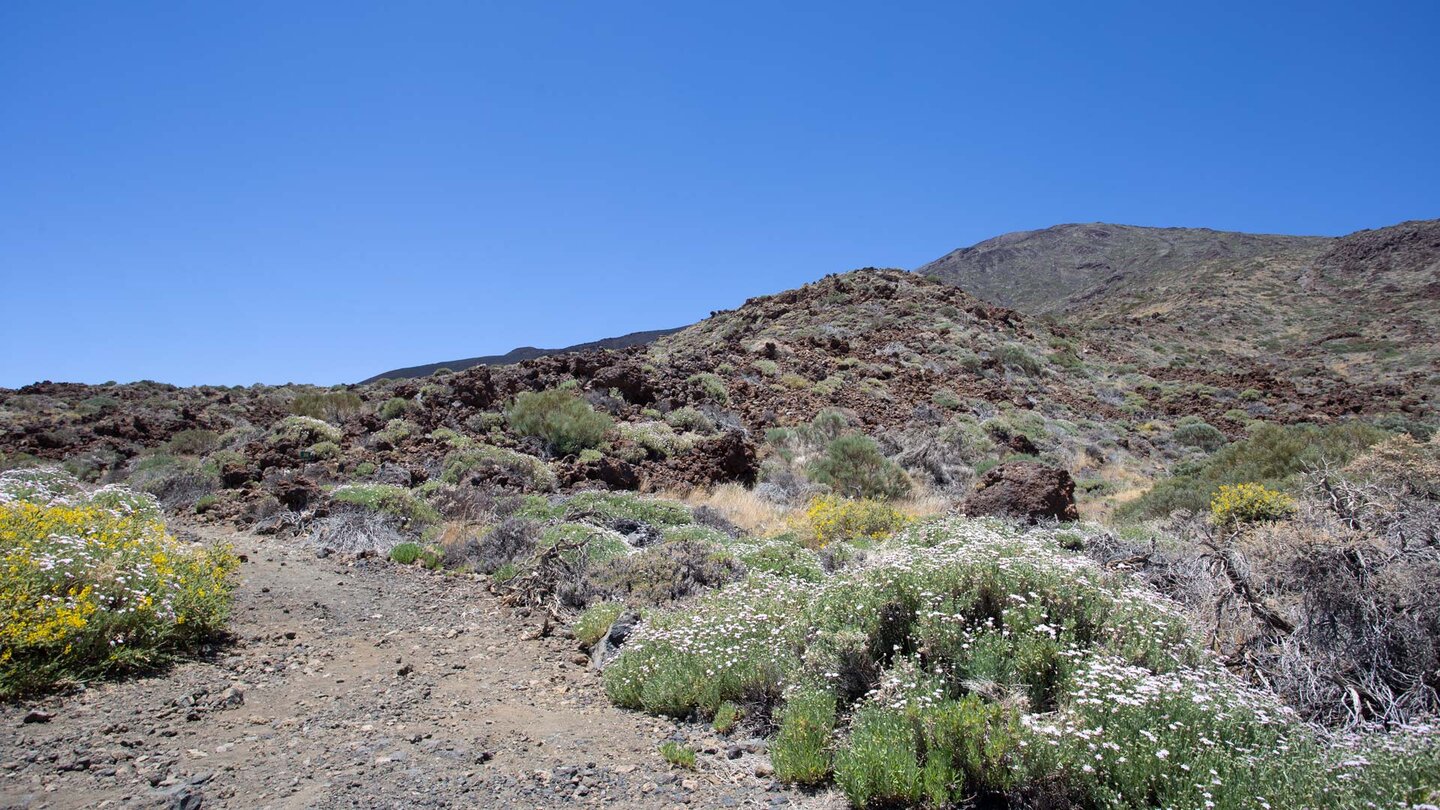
{"left": 960, "top": 461, "right": 1078, "bottom": 522}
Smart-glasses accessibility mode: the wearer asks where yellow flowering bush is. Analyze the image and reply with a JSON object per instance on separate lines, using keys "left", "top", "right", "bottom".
{"left": 0, "top": 469, "right": 239, "bottom": 697}
{"left": 792, "top": 495, "right": 909, "bottom": 548}
{"left": 1209, "top": 482, "right": 1296, "bottom": 527}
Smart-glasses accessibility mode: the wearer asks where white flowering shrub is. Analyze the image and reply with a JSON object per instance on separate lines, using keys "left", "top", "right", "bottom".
{"left": 604, "top": 516, "right": 1440, "bottom": 807}
{"left": 1, "top": 468, "right": 238, "bottom": 697}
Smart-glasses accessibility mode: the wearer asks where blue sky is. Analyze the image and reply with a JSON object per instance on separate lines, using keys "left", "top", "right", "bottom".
{"left": 2, "top": 1, "right": 1436, "bottom": 387}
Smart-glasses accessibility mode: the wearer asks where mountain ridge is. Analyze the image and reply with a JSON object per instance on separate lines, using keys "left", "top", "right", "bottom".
{"left": 360, "top": 326, "right": 685, "bottom": 384}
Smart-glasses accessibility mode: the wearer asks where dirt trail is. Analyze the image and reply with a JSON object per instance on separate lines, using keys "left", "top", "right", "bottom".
{"left": 0, "top": 526, "right": 838, "bottom": 809}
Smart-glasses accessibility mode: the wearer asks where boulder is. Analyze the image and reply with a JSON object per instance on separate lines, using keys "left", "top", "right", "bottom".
{"left": 960, "top": 461, "right": 1077, "bottom": 522}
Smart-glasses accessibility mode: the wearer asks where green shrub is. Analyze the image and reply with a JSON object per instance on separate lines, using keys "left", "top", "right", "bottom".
{"left": 330, "top": 484, "right": 440, "bottom": 525}
{"left": 574, "top": 602, "right": 624, "bottom": 648}
{"left": 1171, "top": 416, "right": 1227, "bottom": 452}
{"left": 1374, "top": 412, "right": 1436, "bottom": 440}
{"left": 373, "top": 418, "right": 416, "bottom": 448}
{"left": 931, "top": 389, "right": 963, "bottom": 410}
{"left": 441, "top": 444, "right": 556, "bottom": 491}
{"left": 378, "top": 397, "right": 411, "bottom": 420}
{"left": 615, "top": 421, "right": 694, "bottom": 459}
{"left": 391, "top": 543, "right": 441, "bottom": 569}
{"left": 808, "top": 434, "right": 911, "bottom": 500}
{"left": 165, "top": 429, "right": 221, "bottom": 456}
{"left": 834, "top": 704, "right": 922, "bottom": 805}
{"left": 304, "top": 440, "right": 340, "bottom": 461}
{"left": 388, "top": 542, "right": 425, "bottom": 564}
{"left": 562, "top": 491, "right": 692, "bottom": 527}
{"left": 537, "top": 523, "right": 631, "bottom": 568}
{"left": 354, "top": 461, "right": 377, "bottom": 477}
{"left": 270, "top": 415, "right": 343, "bottom": 447}
{"left": 1121, "top": 422, "right": 1388, "bottom": 520}
{"left": 512, "top": 494, "right": 561, "bottom": 521}
{"left": 658, "top": 741, "right": 696, "bottom": 769}
{"left": 752, "top": 359, "right": 779, "bottom": 377}
{"left": 772, "top": 689, "right": 836, "bottom": 785}
{"left": 507, "top": 389, "right": 613, "bottom": 455}
{"left": 779, "top": 373, "right": 810, "bottom": 390}
{"left": 731, "top": 536, "right": 825, "bottom": 581}
{"left": 199, "top": 449, "right": 245, "bottom": 479}
{"left": 992, "top": 343, "right": 1045, "bottom": 376}
{"left": 660, "top": 523, "right": 732, "bottom": 545}
{"left": 591, "top": 541, "right": 743, "bottom": 605}
{"left": 686, "top": 372, "right": 730, "bottom": 405}
{"left": 290, "top": 391, "right": 364, "bottom": 421}
{"left": 664, "top": 406, "right": 716, "bottom": 434}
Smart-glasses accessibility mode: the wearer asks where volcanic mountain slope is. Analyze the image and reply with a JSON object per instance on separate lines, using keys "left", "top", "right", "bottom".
{"left": 4, "top": 267, "right": 1411, "bottom": 534}
{"left": 917, "top": 222, "right": 1328, "bottom": 312}
{"left": 918, "top": 219, "right": 1440, "bottom": 416}
{"left": 361, "top": 326, "right": 685, "bottom": 383}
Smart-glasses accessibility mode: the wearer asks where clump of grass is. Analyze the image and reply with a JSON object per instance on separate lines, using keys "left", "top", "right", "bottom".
{"left": 686, "top": 372, "right": 730, "bottom": 405}
{"left": 387, "top": 541, "right": 441, "bottom": 568}
{"left": 771, "top": 689, "right": 836, "bottom": 785}
{"left": 562, "top": 491, "right": 693, "bottom": 527}
{"left": 290, "top": 390, "right": 364, "bottom": 422}
{"left": 658, "top": 741, "right": 697, "bottom": 769}
{"left": 574, "top": 602, "right": 624, "bottom": 648}
{"left": 330, "top": 483, "right": 440, "bottom": 525}
{"left": 441, "top": 443, "right": 556, "bottom": 491}
{"left": 712, "top": 700, "right": 742, "bottom": 734}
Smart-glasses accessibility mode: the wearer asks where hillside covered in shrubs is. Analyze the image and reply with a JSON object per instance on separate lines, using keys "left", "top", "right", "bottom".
{"left": 2, "top": 245, "right": 1438, "bottom": 806}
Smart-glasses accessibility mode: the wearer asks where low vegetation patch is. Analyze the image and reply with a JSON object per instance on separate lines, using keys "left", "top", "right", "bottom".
{"left": 605, "top": 516, "right": 1439, "bottom": 808}
{"left": 0, "top": 469, "right": 239, "bottom": 698}
{"left": 658, "top": 741, "right": 697, "bottom": 769}
{"left": 1121, "top": 421, "right": 1390, "bottom": 520}
{"left": 330, "top": 483, "right": 440, "bottom": 526}
{"left": 791, "top": 495, "right": 908, "bottom": 548}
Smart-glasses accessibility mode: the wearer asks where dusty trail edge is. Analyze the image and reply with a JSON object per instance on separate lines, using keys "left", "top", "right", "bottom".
{"left": 1, "top": 523, "right": 841, "bottom": 809}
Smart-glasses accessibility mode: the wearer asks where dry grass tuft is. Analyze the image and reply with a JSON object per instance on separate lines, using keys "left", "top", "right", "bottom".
{"left": 667, "top": 484, "right": 790, "bottom": 536}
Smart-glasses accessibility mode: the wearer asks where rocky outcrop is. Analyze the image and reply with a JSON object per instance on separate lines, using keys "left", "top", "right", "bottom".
{"left": 960, "top": 461, "right": 1078, "bottom": 522}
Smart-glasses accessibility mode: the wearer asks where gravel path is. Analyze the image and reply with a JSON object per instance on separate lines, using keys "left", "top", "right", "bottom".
{"left": 0, "top": 525, "right": 841, "bottom": 809}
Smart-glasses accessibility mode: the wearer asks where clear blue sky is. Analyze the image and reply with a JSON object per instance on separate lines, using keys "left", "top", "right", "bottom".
{"left": 2, "top": 2, "right": 1436, "bottom": 387}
